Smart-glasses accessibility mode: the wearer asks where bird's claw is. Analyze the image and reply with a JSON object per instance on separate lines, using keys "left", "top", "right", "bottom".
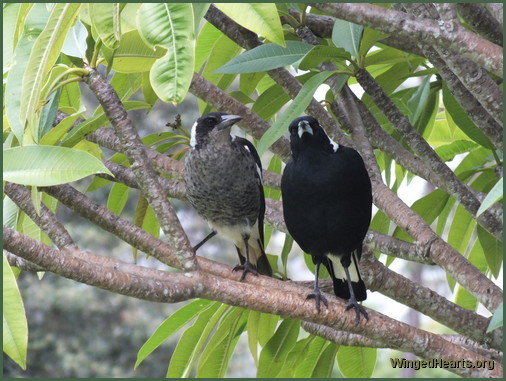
{"left": 346, "top": 298, "right": 369, "bottom": 324}
{"left": 307, "top": 291, "right": 329, "bottom": 313}
{"left": 233, "top": 263, "right": 258, "bottom": 281}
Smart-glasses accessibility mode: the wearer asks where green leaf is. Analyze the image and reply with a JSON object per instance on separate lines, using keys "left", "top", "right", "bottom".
{"left": 477, "top": 178, "right": 503, "bottom": 216}
{"left": 194, "top": 22, "right": 223, "bottom": 72}
{"left": 135, "top": 299, "right": 214, "bottom": 368}
{"left": 3, "top": 253, "right": 28, "bottom": 370}
{"left": 337, "top": 346, "right": 377, "bottom": 378}
{"left": 448, "top": 205, "right": 475, "bottom": 256}
{"left": 167, "top": 303, "right": 228, "bottom": 377}
{"left": 137, "top": 3, "right": 195, "bottom": 103}
{"left": 61, "top": 100, "right": 149, "bottom": 147}
{"left": 487, "top": 301, "right": 503, "bottom": 332}
{"left": 192, "top": 3, "right": 210, "bottom": 36}
{"left": 442, "top": 83, "right": 494, "bottom": 149}
{"left": 3, "top": 196, "right": 19, "bottom": 229}
{"left": 294, "top": 335, "right": 328, "bottom": 377}
{"left": 215, "top": 41, "right": 313, "bottom": 74}
{"left": 107, "top": 29, "right": 166, "bottom": 74}
{"left": 90, "top": 3, "right": 121, "bottom": 49}
{"left": 332, "top": 18, "right": 363, "bottom": 57}
{"left": 435, "top": 140, "right": 479, "bottom": 162}
{"left": 312, "top": 342, "right": 339, "bottom": 378}
{"left": 298, "top": 45, "right": 351, "bottom": 71}
{"left": 359, "top": 27, "right": 389, "bottom": 56}
{"left": 20, "top": 3, "right": 81, "bottom": 133}
{"left": 477, "top": 226, "right": 503, "bottom": 278}
{"left": 454, "top": 285, "right": 478, "bottom": 311}
{"left": 61, "top": 19, "right": 88, "bottom": 58}
{"left": 252, "top": 84, "right": 291, "bottom": 120}
{"left": 257, "top": 318, "right": 300, "bottom": 377}
{"left": 407, "top": 76, "right": 430, "bottom": 126}
{"left": 257, "top": 312, "right": 280, "bottom": 346}
{"left": 257, "top": 70, "right": 335, "bottom": 156}
{"left": 5, "top": 3, "right": 49, "bottom": 143}
{"left": 277, "top": 336, "right": 315, "bottom": 377}
{"left": 4, "top": 145, "right": 112, "bottom": 186}
{"left": 215, "top": 3, "right": 285, "bottom": 47}
{"left": 197, "top": 308, "right": 248, "bottom": 377}
{"left": 107, "top": 182, "right": 129, "bottom": 215}
{"left": 280, "top": 234, "right": 294, "bottom": 276}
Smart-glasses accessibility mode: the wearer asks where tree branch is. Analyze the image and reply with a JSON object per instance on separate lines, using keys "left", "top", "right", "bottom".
{"left": 456, "top": 3, "right": 503, "bottom": 46}
{"left": 6, "top": 226, "right": 500, "bottom": 377}
{"left": 82, "top": 69, "right": 197, "bottom": 271}
{"left": 311, "top": 3, "right": 503, "bottom": 77}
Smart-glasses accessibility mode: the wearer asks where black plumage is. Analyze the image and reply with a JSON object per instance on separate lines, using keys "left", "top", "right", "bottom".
{"left": 184, "top": 112, "right": 272, "bottom": 279}
{"left": 281, "top": 116, "right": 372, "bottom": 322}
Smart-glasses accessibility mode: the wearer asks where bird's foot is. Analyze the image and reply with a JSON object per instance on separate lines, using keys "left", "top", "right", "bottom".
{"left": 306, "top": 291, "right": 329, "bottom": 313}
{"left": 233, "top": 262, "right": 258, "bottom": 281}
{"left": 346, "top": 298, "right": 369, "bottom": 324}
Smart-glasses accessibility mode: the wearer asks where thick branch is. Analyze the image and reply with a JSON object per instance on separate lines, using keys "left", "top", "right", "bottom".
{"left": 311, "top": 3, "right": 503, "bottom": 76}
{"left": 3, "top": 226, "right": 198, "bottom": 303}
{"left": 5, "top": 227, "right": 500, "bottom": 377}
{"left": 4, "top": 182, "right": 77, "bottom": 250}
{"left": 83, "top": 70, "right": 197, "bottom": 271}
{"left": 456, "top": 3, "right": 503, "bottom": 46}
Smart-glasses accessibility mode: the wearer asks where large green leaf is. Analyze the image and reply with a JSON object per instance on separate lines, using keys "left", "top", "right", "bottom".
{"left": 442, "top": 83, "right": 494, "bottom": 150}
{"left": 194, "top": 21, "right": 223, "bottom": 72}
{"left": 448, "top": 205, "right": 475, "bottom": 256}
{"left": 257, "top": 318, "right": 300, "bottom": 377}
{"left": 252, "top": 84, "right": 291, "bottom": 120}
{"left": 135, "top": 299, "right": 214, "bottom": 368}
{"left": 337, "top": 346, "right": 377, "bottom": 378}
{"left": 215, "top": 3, "right": 285, "bottom": 47}
{"left": 167, "top": 303, "right": 229, "bottom": 377}
{"left": 20, "top": 3, "right": 81, "bottom": 136}
{"left": 257, "top": 70, "right": 336, "bottom": 156}
{"left": 137, "top": 3, "right": 195, "bottom": 103}
{"left": 3, "top": 253, "right": 28, "bottom": 370}
{"left": 90, "top": 3, "right": 121, "bottom": 49}
{"left": 476, "top": 178, "right": 503, "bottom": 216}
{"left": 332, "top": 18, "right": 363, "bottom": 57}
{"left": 5, "top": 3, "right": 49, "bottom": 143}
{"left": 311, "top": 342, "right": 339, "bottom": 378}
{"left": 477, "top": 226, "right": 503, "bottom": 278}
{"left": 215, "top": 41, "right": 313, "bottom": 74}
{"left": 435, "top": 140, "right": 479, "bottom": 162}
{"left": 106, "top": 30, "right": 166, "bottom": 73}
{"left": 196, "top": 308, "right": 248, "bottom": 377}
{"left": 61, "top": 19, "right": 88, "bottom": 58}
{"left": 4, "top": 145, "right": 112, "bottom": 186}
{"left": 293, "top": 335, "right": 328, "bottom": 377}
{"left": 298, "top": 45, "right": 351, "bottom": 71}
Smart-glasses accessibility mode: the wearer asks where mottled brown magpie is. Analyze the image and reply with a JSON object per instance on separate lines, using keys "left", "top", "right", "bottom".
{"left": 184, "top": 112, "right": 272, "bottom": 279}
{"left": 281, "top": 116, "right": 372, "bottom": 322}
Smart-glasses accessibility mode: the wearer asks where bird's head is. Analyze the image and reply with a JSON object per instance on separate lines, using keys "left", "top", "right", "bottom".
{"left": 190, "top": 112, "right": 243, "bottom": 149}
{"left": 288, "top": 116, "right": 339, "bottom": 155}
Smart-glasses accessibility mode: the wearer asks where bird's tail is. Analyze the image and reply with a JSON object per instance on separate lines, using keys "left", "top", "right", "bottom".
{"left": 325, "top": 251, "right": 366, "bottom": 301}
{"left": 235, "top": 238, "right": 272, "bottom": 277}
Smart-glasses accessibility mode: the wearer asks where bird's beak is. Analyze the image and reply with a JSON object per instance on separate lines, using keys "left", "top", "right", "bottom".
{"left": 297, "top": 121, "right": 314, "bottom": 138}
{"left": 216, "top": 114, "right": 243, "bottom": 130}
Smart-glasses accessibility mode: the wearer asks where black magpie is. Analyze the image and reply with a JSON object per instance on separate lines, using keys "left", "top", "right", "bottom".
{"left": 184, "top": 112, "right": 272, "bottom": 279}
{"left": 281, "top": 116, "right": 372, "bottom": 322}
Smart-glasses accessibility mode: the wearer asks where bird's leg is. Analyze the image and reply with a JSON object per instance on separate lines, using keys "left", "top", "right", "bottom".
{"left": 233, "top": 235, "right": 259, "bottom": 281}
{"left": 306, "top": 261, "right": 328, "bottom": 313}
{"left": 192, "top": 231, "right": 217, "bottom": 252}
{"left": 343, "top": 266, "right": 369, "bottom": 323}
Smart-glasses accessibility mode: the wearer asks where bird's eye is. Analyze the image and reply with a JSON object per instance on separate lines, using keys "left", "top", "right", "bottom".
{"left": 289, "top": 127, "right": 297, "bottom": 135}
{"left": 205, "top": 117, "right": 217, "bottom": 124}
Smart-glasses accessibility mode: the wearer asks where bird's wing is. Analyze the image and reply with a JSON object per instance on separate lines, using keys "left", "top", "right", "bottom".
{"left": 232, "top": 136, "right": 265, "bottom": 246}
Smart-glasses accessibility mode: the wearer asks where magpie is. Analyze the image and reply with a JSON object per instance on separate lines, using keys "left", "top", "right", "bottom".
{"left": 184, "top": 112, "right": 272, "bottom": 279}
{"left": 281, "top": 116, "right": 372, "bottom": 323}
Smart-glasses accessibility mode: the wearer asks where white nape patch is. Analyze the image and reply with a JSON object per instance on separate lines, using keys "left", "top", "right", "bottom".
{"left": 190, "top": 121, "right": 198, "bottom": 148}
{"left": 329, "top": 138, "right": 339, "bottom": 153}
{"left": 328, "top": 253, "right": 360, "bottom": 282}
